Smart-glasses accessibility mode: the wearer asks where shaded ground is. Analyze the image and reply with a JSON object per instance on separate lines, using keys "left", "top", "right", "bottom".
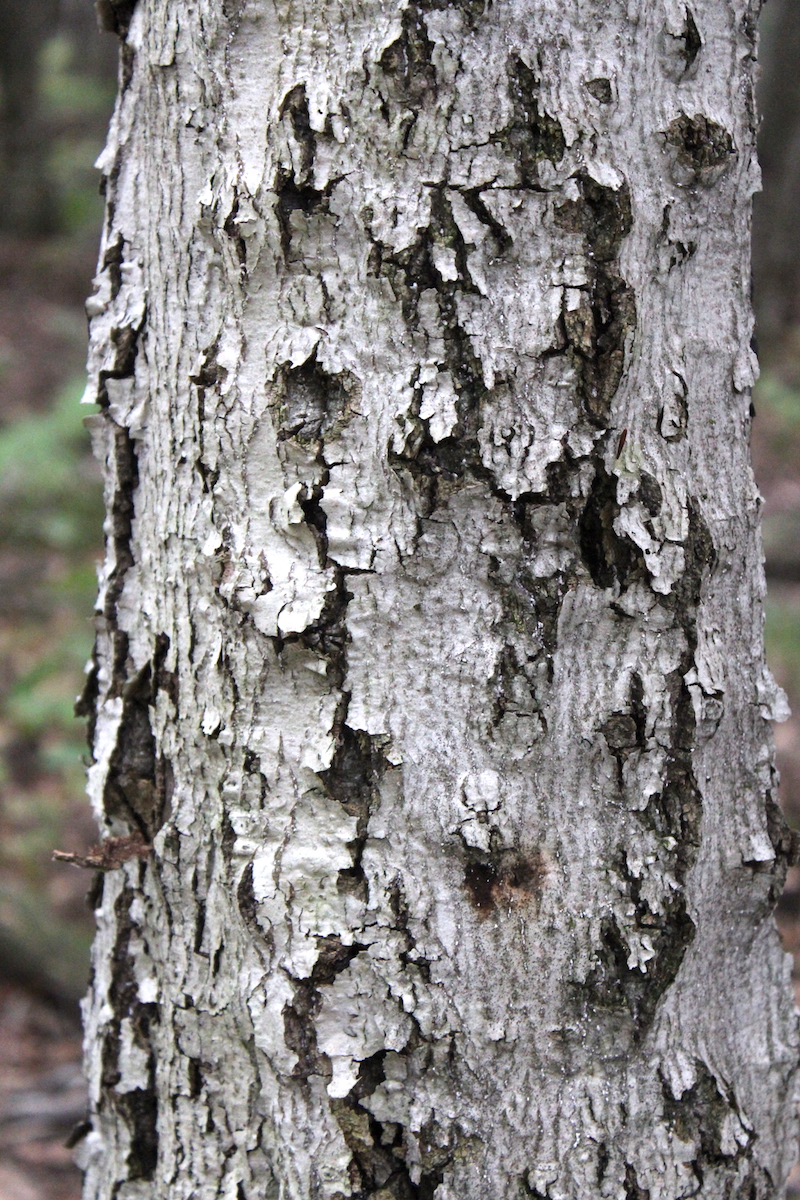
{"left": 0, "top": 988, "right": 83, "bottom": 1200}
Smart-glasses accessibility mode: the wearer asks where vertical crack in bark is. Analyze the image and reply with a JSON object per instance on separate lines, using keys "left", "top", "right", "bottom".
{"left": 623, "top": 1163, "right": 651, "bottom": 1199}
{"left": 378, "top": 6, "right": 437, "bottom": 144}
{"left": 103, "top": 423, "right": 138, "bottom": 696}
{"left": 332, "top": 1053, "right": 448, "bottom": 1200}
{"left": 658, "top": 1061, "right": 763, "bottom": 1192}
{"left": 321, "top": 722, "right": 388, "bottom": 902}
{"left": 578, "top": 459, "right": 646, "bottom": 590}
{"left": 503, "top": 55, "right": 566, "bottom": 183}
{"left": 282, "top": 937, "right": 368, "bottom": 1083}
{"left": 377, "top": 188, "right": 498, "bottom": 513}
{"left": 580, "top": 504, "right": 715, "bottom": 1035}
{"left": 679, "top": 9, "right": 702, "bottom": 73}
{"left": 98, "top": 886, "right": 159, "bottom": 1182}
{"left": 273, "top": 86, "right": 335, "bottom": 263}
{"left": 102, "top": 640, "right": 175, "bottom": 839}
{"left": 554, "top": 174, "right": 635, "bottom": 427}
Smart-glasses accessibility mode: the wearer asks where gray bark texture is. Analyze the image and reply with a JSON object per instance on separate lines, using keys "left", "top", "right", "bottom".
{"left": 76, "top": 0, "right": 799, "bottom": 1197}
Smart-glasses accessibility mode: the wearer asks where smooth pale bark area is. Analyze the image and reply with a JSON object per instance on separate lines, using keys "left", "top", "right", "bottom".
{"left": 76, "top": 0, "right": 798, "bottom": 1197}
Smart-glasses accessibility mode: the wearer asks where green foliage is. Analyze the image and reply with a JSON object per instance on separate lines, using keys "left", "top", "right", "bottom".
{"left": 754, "top": 374, "right": 800, "bottom": 432}
{"left": 6, "top": 638, "right": 95, "bottom": 741}
{"left": 0, "top": 382, "right": 102, "bottom": 1002}
{"left": 0, "top": 378, "right": 103, "bottom": 551}
{"left": 40, "top": 36, "right": 116, "bottom": 121}
{"left": 39, "top": 34, "right": 115, "bottom": 236}
{"left": 766, "top": 597, "right": 800, "bottom": 699}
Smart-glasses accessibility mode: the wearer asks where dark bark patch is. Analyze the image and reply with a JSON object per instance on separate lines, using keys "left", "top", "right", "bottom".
{"left": 660, "top": 1060, "right": 752, "bottom": 1172}
{"left": 680, "top": 10, "right": 702, "bottom": 72}
{"left": 321, "top": 726, "right": 383, "bottom": 820}
{"left": 554, "top": 176, "right": 636, "bottom": 424}
{"left": 286, "top": 569, "right": 353, "bottom": 679}
{"left": 118, "top": 1088, "right": 159, "bottom": 1179}
{"left": 584, "top": 902, "right": 696, "bottom": 1034}
{"left": 379, "top": 8, "right": 437, "bottom": 111}
{"left": 458, "top": 187, "right": 513, "bottom": 255}
{"left": 658, "top": 371, "right": 688, "bottom": 441}
{"left": 464, "top": 847, "right": 546, "bottom": 914}
{"left": 585, "top": 77, "right": 613, "bottom": 104}
{"left": 583, "top": 505, "right": 715, "bottom": 1036}
{"left": 103, "top": 657, "right": 172, "bottom": 839}
{"left": 602, "top": 712, "right": 639, "bottom": 753}
{"left": 665, "top": 113, "right": 734, "bottom": 178}
{"left": 624, "top": 1163, "right": 651, "bottom": 1199}
{"left": 279, "top": 84, "right": 315, "bottom": 181}
{"left": 153, "top": 631, "right": 178, "bottom": 707}
{"left": 659, "top": 10, "right": 703, "bottom": 81}
{"left": 272, "top": 88, "right": 333, "bottom": 262}
{"left": 274, "top": 355, "right": 353, "bottom": 447}
{"left": 673, "top": 498, "right": 717, "bottom": 611}
{"left": 105, "top": 423, "right": 137, "bottom": 619}
{"left": 283, "top": 984, "right": 328, "bottom": 1081}
{"left": 322, "top": 722, "right": 389, "bottom": 899}
{"left": 638, "top": 472, "right": 662, "bottom": 517}
{"left": 223, "top": 197, "right": 248, "bottom": 268}
{"left": 377, "top": 193, "right": 496, "bottom": 509}
{"left": 367, "top": 221, "right": 440, "bottom": 326}
{"left": 282, "top": 938, "right": 366, "bottom": 1082}
{"left": 658, "top": 205, "right": 698, "bottom": 273}
{"left": 332, "top": 1056, "right": 447, "bottom": 1199}
{"left": 274, "top": 171, "right": 330, "bottom": 260}
{"left": 578, "top": 461, "right": 645, "bottom": 591}
{"left": 95, "top": 0, "right": 138, "bottom": 37}
{"left": 490, "top": 642, "right": 543, "bottom": 724}
{"left": 237, "top": 862, "right": 259, "bottom": 929}
{"left": 236, "top": 862, "right": 276, "bottom": 960}
{"left": 93, "top": 420, "right": 139, "bottom": 699}
{"left": 100, "top": 888, "right": 159, "bottom": 1181}
{"left": 188, "top": 1057, "right": 204, "bottom": 1099}
{"left": 93, "top": 241, "right": 143, "bottom": 389}
{"left": 310, "top": 936, "right": 366, "bottom": 987}
{"left": 504, "top": 55, "right": 566, "bottom": 183}
{"left": 103, "top": 665, "right": 157, "bottom": 836}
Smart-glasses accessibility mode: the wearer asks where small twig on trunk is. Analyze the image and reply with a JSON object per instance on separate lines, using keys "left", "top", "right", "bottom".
{"left": 53, "top": 833, "right": 152, "bottom": 871}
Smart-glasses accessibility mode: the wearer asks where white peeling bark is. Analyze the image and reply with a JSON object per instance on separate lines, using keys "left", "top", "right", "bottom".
{"left": 76, "top": 0, "right": 798, "bottom": 1197}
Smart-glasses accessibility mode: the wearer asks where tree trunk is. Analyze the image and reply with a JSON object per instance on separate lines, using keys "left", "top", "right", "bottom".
{"left": 0, "top": 0, "right": 59, "bottom": 234}
{"left": 77, "top": 1, "right": 798, "bottom": 1197}
{"left": 752, "top": 0, "right": 800, "bottom": 368}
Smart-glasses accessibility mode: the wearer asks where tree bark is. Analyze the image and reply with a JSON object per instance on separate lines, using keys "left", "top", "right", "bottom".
{"left": 77, "top": 1, "right": 798, "bottom": 1197}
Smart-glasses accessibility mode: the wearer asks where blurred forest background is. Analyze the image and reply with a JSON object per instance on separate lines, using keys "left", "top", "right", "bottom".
{"left": 0, "top": 2, "right": 799, "bottom": 1197}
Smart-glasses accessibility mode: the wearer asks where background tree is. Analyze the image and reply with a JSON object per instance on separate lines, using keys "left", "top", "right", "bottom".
{"left": 76, "top": 1, "right": 798, "bottom": 1198}
{"left": 0, "top": 0, "right": 59, "bottom": 234}
{"left": 753, "top": 0, "right": 800, "bottom": 373}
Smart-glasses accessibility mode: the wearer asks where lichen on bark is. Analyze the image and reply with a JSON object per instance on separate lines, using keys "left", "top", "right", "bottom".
{"left": 77, "top": 1, "right": 798, "bottom": 1198}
